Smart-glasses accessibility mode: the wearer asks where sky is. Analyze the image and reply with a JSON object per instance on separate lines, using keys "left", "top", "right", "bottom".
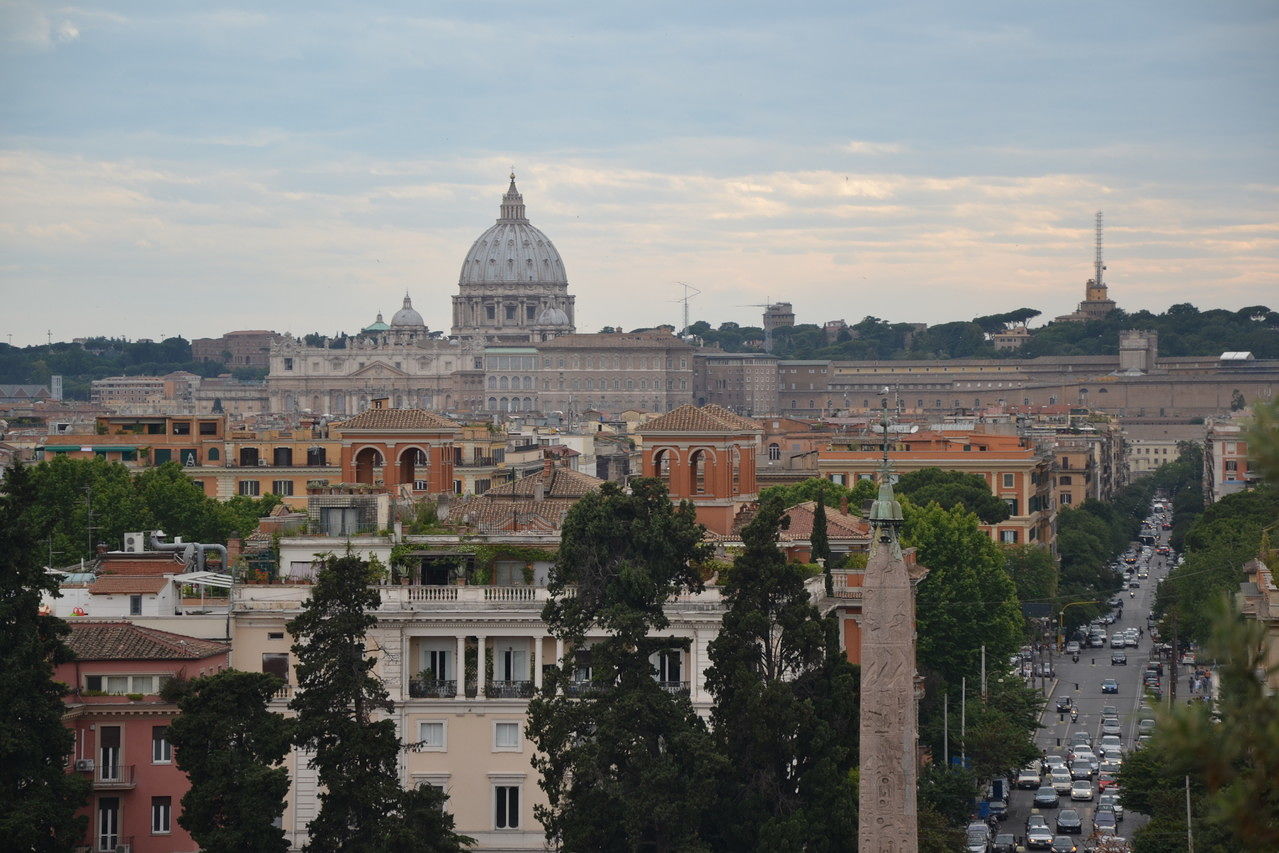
{"left": 1, "top": 1, "right": 1276, "bottom": 347}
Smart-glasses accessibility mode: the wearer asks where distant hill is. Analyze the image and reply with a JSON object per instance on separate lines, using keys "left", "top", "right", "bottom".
{"left": 0, "top": 337, "right": 232, "bottom": 401}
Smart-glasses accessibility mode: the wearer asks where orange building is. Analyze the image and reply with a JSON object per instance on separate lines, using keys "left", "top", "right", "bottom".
{"left": 817, "top": 428, "right": 1055, "bottom": 549}
{"left": 336, "top": 405, "right": 459, "bottom": 496}
{"left": 636, "top": 404, "right": 762, "bottom": 535}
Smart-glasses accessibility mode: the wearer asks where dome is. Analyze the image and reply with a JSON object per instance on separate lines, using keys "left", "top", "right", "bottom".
{"left": 458, "top": 175, "right": 568, "bottom": 287}
{"left": 537, "top": 306, "right": 571, "bottom": 326}
{"left": 390, "top": 294, "right": 425, "bottom": 327}
{"left": 362, "top": 312, "right": 390, "bottom": 333}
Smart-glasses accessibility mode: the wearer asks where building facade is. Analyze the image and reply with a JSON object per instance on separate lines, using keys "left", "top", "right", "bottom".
{"left": 191, "top": 330, "right": 281, "bottom": 369}
{"left": 534, "top": 331, "right": 695, "bottom": 416}
{"left": 692, "top": 350, "right": 779, "bottom": 415}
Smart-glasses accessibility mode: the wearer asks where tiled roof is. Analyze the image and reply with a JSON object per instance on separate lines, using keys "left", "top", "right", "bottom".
{"left": 637, "top": 404, "right": 762, "bottom": 434}
{"left": 66, "top": 622, "right": 229, "bottom": 661}
{"left": 89, "top": 575, "right": 170, "bottom": 595}
{"left": 777, "top": 501, "right": 870, "bottom": 541}
{"left": 336, "top": 408, "right": 458, "bottom": 431}
{"left": 485, "top": 465, "right": 605, "bottom": 499}
{"left": 451, "top": 497, "right": 577, "bottom": 533}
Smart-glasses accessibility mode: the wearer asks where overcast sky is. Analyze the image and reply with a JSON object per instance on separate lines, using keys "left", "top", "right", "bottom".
{"left": 2, "top": 1, "right": 1276, "bottom": 347}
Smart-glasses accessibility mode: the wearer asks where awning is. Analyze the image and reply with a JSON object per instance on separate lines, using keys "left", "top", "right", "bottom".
{"left": 170, "top": 571, "right": 234, "bottom": 589}
{"left": 39, "top": 445, "right": 139, "bottom": 453}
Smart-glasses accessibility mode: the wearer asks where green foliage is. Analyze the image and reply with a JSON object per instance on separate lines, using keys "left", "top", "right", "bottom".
{"left": 1000, "top": 543, "right": 1058, "bottom": 601}
{"left": 527, "top": 478, "right": 720, "bottom": 851}
{"left": 704, "top": 495, "right": 860, "bottom": 850}
{"left": 896, "top": 467, "right": 1011, "bottom": 525}
{"left": 0, "top": 336, "right": 227, "bottom": 400}
{"left": 1121, "top": 598, "right": 1279, "bottom": 852}
{"left": 759, "top": 476, "right": 876, "bottom": 511}
{"left": 1245, "top": 397, "right": 1279, "bottom": 486}
{"left": 917, "top": 764, "right": 978, "bottom": 828}
{"left": 288, "top": 556, "right": 471, "bottom": 852}
{"left": 167, "top": 670, "right": 293, "bottom": 853}
{"left": 0, "top": 462, "right": 89, "bottom": 851}
{"left": 905, "top": 501, "right": 1023, "bottom": 685}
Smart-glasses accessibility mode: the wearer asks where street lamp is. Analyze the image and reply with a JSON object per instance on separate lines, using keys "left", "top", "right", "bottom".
{"left": 1058, "top": 599, "right": 1103, "bottom": 649}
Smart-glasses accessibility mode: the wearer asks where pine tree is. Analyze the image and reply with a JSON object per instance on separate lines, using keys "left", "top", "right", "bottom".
{"left": 0, "top": 462, "right": 88, "bottom": 851}
{"left": 527, "top": 478, "right": 721, "bottom": 852}
{"left": 704, "top": 493, "right": 860, "bottom": 851}
{"left": 288, "top": 555, "right": 471, "bottom": 852}
{"left": 167, "top": 670, "right": 293, "bottom": 853}
{"left": 811, "top": 493, "right": 833, "bottom": 594}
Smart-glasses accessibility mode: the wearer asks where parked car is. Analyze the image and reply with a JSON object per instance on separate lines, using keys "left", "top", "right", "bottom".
{"left": 1138, "top": 718, "right": 1156, "bottom": 734}
{"left": 1102, "top": 678, "right": 1119, "bottom": 694}
{"left": 965, "top": 822, "right": 991, "bottom": 853}
{"left": 1035, "top": 786, "right": 1060, "bottom": 808}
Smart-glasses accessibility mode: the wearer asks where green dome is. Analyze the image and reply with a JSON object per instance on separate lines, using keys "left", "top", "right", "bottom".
{"left": 362, "top": 312, "right": 391, "bottom": 333}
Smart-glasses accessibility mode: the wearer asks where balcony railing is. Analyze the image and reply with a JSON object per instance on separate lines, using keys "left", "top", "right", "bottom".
{"left": 457, "top": 456, "right": 498, "bottom": 468}
{"left": 657, "top": 680, "right": 690, "bottom": 695}
{"left": 409, "top": 679, "right": 458, "bottom": 699}
{"left": 93, "top": 835, "right": 131, "bottom": 853}
{"left": 563, "top": 680, "right": 606, "bottom": 698}
{"left": 271, "top": 684, "right": 293, "bottom": 700}
{"left": 486, "top": 680, "right": 535, "bottom": 699}
{"left": 94, "top": 763, "right": 136, "bottom": 789}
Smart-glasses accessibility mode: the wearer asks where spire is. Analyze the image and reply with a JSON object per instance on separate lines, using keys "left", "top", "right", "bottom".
{"left": 869, "top": 389, "right": 904, "bottom": 533}
{"left": 499, "top": 172, "right": 528, "bottom": 223}
{"left": 402, "top": 292, "right": 413, "bottom": 309}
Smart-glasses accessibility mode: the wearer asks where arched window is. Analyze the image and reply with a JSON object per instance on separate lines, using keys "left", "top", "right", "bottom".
{"left": 654, "top": 448, "right": 672, "bottom": 481}
{"left": 730, "top": 446, "right": 741, "bottom": 495}
{"left": 767, "top": 442, "right": 781, "bottom": 461}
{"left": 690, "top": 449, "right": 708, "bottom": 495}
{"left": 523, "top": 397, "right": 532, "bottom": 410}
{"left": 207, "top": 447, "right": 220, "bottom": 462}
{"left": 487, "top": 376, "right": 497, "bottom": 389}
{"left": 499, "top": 376, "right": 509, "bottom": 390}
{"left": 487, "top": 397, "right": 497, "bottom": 410}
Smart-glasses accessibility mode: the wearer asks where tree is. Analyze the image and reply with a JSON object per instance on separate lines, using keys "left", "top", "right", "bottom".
{"left": 1000, "top": 543, "right": 1058, "bottom": 601}
{"left": 905, "top": 501, "right": 1023, "bottom": 685}
{"left": 704, "top": 495, "right": 859, "bottom": 851}
{"left": 288, "top": 555, "right": 471, "bottom": 852}
{"left": 759, "top": 476, "right": 876, "bottom": 511}
{"left": 0, "top": 462, "right": 88, "bottom": 851}
{"left": 896, "top": 468, "right": 1011, "bottom": 525}
{"left": 811, "top": 496, "right": 833, "bottom": 594}
{"left": 167, "top": 671, "right": 293, "bottom": 853}
{"left": 527, "top": 479, "right": 720, "bottom": 852}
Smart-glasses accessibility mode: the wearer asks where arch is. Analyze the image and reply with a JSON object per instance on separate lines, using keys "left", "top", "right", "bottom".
{"left": 354, "top": 446, "right": 384, "bottom": 485}
{"left": 499, "top": 376, "right": 509, "bottom": 391}
{"left": 398, "top": 445, "right": 429, "bottom": 487}
{"left": 311, "top": 395, "right": 321, "bottom": 412}
{"left": 523, "top": 397, "right": 532, "bottom": 410}
{"left": 487, "top": 376, "right": 497, "bottom": 390}
{"left": 487, "top": 397, "right": 497, "bottom": 410}
{"left": 207, "top": 447, "right": 220, "bottom": 462}
{"left": 522, "top": 375, "right": 533, "bottom": 390}
{"left": 653, "top": 447, "right": 675, "bottom": 483}
{"left": 767, "top": 442, "right": 781, "bottom": 461}
{"left": 689, "top": 449, "right": 709, "bottom": 495}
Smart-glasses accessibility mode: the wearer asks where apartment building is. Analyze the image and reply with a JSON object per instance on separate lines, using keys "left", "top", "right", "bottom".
{"left": 535, "top": 331, "right": 695, "bottom": 416}
{"left": 91, "top": 373, "right": 200, "bottom": 415}
{"left": 1123, "top": 423, "right": 1204, "bottom": 478}
{"left": 1204, "top": 418, "right": 1256, "bottom": 503}
{"left": 58, "top": 622, "right": 228, "bottom": 853}
{"left": 692, "top": 350, "right": 780, "bottom": 415}
{"left": 817, "top": 428, "right": 1055, "bottom": 548}
{"left": 777, "top": 360, "right": 833, "bottom": 416}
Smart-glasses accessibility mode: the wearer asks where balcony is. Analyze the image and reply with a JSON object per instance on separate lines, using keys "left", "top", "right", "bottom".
{"left": 563, "top": 680, "right": 606, "bottom": 698}
{"left": 409, "top": 679, "right": 458, "bottom": 699}
{"left": 94, "top": 764, "right": 136, "bottom": 789}
{"left": 657, "top": 680, "right": 690, "bottom": 695}
{"left": 457, "top": 456, "right": 499, "bottom": 468}
{"left": 485, "top": 680, "right": 535, "bottom": 699}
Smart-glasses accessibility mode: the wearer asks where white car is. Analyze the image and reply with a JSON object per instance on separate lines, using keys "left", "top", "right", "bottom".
{"left": 1051, "top": 771, "right": 1073, "bottom": 794}
{"left": 1098, "top": 736, "right": 1123, "bottom": 758}
{"left": 1070, "top": 780, "right": 1094, "bottom": 801}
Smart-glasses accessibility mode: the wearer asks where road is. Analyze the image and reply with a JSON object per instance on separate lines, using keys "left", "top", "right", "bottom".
{"left": 1001, "top": 515, "right": 1177, "bottom": 849}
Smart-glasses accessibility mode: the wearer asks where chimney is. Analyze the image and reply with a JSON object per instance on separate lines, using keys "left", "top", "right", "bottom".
{"left": 226, "top": 536, "right": 243, "bottom": 566}
{"left": 543, "top": 452, "right": 555, "bottom": 477}
{"left": 533, "top": 481, "right": 545, "bottom": 502}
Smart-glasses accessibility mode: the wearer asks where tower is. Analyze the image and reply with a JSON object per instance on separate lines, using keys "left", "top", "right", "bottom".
{"left": 858, "top": 393, "right": 921, "bottom": 853}
{"left": 1085, "top": 210, "right": 1109, "bottom": 304}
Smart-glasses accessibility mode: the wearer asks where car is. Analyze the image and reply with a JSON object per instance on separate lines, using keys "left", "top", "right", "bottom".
{"left": 1102, "top": 679, "right": 1119, "bottom": 694}
{"left": 1089, "top": 634, "right": 1106, "bottom": 648}
{"left": 1110, "top": 652, "right": 1127, "bottom": 665}
{"left": 1099, "top": 760, "right": 1122, "bottom": 776}
{"left": 1035, "top": 786, "right": 1060, "bottom": 808}
{"left": 965, "top": 822, "right": 991, "bottom": 853}
{"left": 1128, "top": 581, "right": 1139, "bottom": 589}
{"left": 1050, "top": 771, "right": 1073, "bottom": 794}
{"left": 1018, "top": 765, "right": 1042, "bottom": 789}
{"left": 1056, "top": 696, "right": 1073, "bottom": 712}
{"left": 1098, "top": 736, "right": 1123, "bottom": 758}
{"left": 1043, "top": 754, "right": 1066, "bottom": 773}
{"left": 993, "top": 833, "right": 1017, "bottom": 853}
{"left": 1055, "top": 809, "right": 1083, "bottom": 834}
{"left": 1110, "top": 634, "right": 1125, "bottom": 647}
{"left": 1093, "top": 809, "right": 1118, "bottom": 834}
{"left": 1070, "top": 780, "right": 1094, "bottom": 801}
{"left": 1162, "top": 521, "right": 1172, "bottom": 529}
{"left": 1137, "top": 571, "right": 1148, "bottom": 579}
{"left": 1065, "top": 641, "right": 1080, "bottom": 654}
{"left": 1101, "top": 719, "right": 1122, "bottom": 737}
{"left": 1069, "top": 761, "right": 1094, "bottom": 781}
{"left": 1102, "top": 705, "right": 1118, "bottom": 717}
{"left": 988, "top": 798, "right": 1008, "bottom": 821}
{"left": 1026, "top": 819, "right": 1054, "bottom": 850}
{"left": 1098, "top": 792, "right": 1125, "bottom": 820}
{"left": 1050, "top": 836, "right": 1079, "bottom": 853}
{"left": 1136, "top": 734, "right": 1153, "bottom": 747}
{"left": 1097, "top": 771, "right": 1119, "bottom": 791}
{"left": 1137, "top": 718, "right": 1156, "bottom": 734}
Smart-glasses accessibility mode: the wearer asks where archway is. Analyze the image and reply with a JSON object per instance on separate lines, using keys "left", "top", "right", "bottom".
{"left": 690, "top": 449, "right": 708, "bottom": 495}
{"left": 653, "top": 448, "right": 674, "bottom": 486}
{"left": 399, "top": 447, "right": 428, "bottom": 489}
{"left": 354, "top": 447, "right": 384, "bottom": 485}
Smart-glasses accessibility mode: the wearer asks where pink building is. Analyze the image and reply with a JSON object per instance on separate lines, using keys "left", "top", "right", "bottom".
{"left": 58, "top": 622, "right": 229, "bottom": 853}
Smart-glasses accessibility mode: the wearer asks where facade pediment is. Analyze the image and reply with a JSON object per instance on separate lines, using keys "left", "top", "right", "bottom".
{"left": 348, "top": 361, "right": 409, "bottom": 379}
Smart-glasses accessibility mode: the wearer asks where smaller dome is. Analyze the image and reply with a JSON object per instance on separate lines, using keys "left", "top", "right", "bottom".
{"left": 537, "top": 306, "right": 570, "bottom": 326}
{"left": 391, "top": 294, "right": 426, "bottom": 327}
{"left": 362, "top": 312, "right": 390, "bottom": 333}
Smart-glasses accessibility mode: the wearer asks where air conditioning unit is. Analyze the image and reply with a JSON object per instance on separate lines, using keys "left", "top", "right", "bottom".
{"left": 74, "top": 758, "right": 95, "bottom": 772}
{"left": 122, "top": 532, "right": 145, "bottom": 553}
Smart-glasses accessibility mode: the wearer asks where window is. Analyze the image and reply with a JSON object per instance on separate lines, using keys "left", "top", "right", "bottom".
{"left": 151, "top": 725, "right": 171, "bottom": 763}
{"left": 239, "top": 480, "right": 260, "bottom": 496}
{"left": 272, "top": 480, "right": 294, "bottom": 496}
{"left": 1058, "top": 475, "right": 1073, "bottom": 485}
{"left": 495, "top": 785, "right": 520, "bottom": 829}
{"left": 207, "top": 447, "right": 220, "bottom": 461}
{"left": 86, "top": 674, "right": 158, "bottom": 694}
{"left": 494, "top": 721, "right": 521, "bottom": 752}
{"left": 97, "top": 796, "right": 120, "bottom": 851}
{"left": 262, "top": 653, "right": 289, "bottom": 682}
{"left": 1004, "top": 498, "right": 1018, "bottom": 515}
{"left": 767, "top": 442, "right": 781, "bottom": 461}
{"left": 283, "top": 358, "right": 294, "bottom": 371}
{"left": 418, "top": 721, "right": 446, "bottom": 751}
{"left": 1060, "top": 492, "right": 1073, "bottom": 505}
{"left": 151, "top": 796, "right": 172, "bottom": 834}
{"left": 1001, "top": 473, "right": 1015, "bottom": 489}
{"left": 129, "top": 594, "right": 142, "bottom": 615}
{"left": 172, "top": 421, "right": 191, "bottom": 435}
{"left": 267, "top": 631, "right": 284, "bottom": 640}
{"left": 1225, "top": 460, "right": 1238, "bottom": 472}
{"left": 198, "top": 421, "right": 218, "bottom": 435}
{"left": 505, "top": 305, "right": 515, "bottom": 320}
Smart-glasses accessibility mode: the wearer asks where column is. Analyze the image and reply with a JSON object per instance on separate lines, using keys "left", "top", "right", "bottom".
{"left": 531, "top": 635, "right": 541, "bottom": 689}
{"left": 689, "top": 628, "right": 700, "bottom": 702}
{"left": 477, "top": 635, "right": 487, "bottom": 697}
{"left": 455, "top": 635, "right": 466, "bottom": 693}
{"left": 555, "top": 638, "right": 564, "bottom": 669}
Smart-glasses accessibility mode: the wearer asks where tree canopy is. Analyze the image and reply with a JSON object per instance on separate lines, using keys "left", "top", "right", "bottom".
{"left": 895, "top": 467, "right": 1011, "bottom": 525}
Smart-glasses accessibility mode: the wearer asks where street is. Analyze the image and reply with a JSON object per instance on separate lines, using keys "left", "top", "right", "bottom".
{"left": 1001, "top": 516, "right": 1183, "bottom": 848}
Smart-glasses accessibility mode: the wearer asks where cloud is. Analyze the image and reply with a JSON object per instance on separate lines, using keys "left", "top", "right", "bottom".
{"left": 843, "top": 140, "right": 905, "bottom": 155}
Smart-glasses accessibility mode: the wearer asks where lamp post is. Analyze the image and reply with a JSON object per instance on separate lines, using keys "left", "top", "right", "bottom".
{"left": 1057, "top": 599, "right": 1102, "bottom": 649}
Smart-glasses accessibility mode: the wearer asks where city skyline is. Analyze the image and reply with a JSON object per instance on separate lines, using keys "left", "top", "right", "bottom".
{"left": 3, "top": 1, "right": 1276, "bottom": 347}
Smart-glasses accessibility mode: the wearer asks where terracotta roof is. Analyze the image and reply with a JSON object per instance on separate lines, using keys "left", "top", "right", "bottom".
{"left": 637, "top": 404, "right": 762, "bottom": 434}
{"left": 777, "top": 501, "right": 870, "bottom": 541}
{"left": 88, "top": 576, "right": 170, "bottom": 595}
{"left": 66, "top": 622, "right": 228, "bottom": 661}
{"left": 336, "top": 408, "right": 458, "bottom": 431}
{"left": 451, "top": 497, "right": 577, "bottom": 533}
{"left": 485, "top": 465, "right": 605, "bottom": 500}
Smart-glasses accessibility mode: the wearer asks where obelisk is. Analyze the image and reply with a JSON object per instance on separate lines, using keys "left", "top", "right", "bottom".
{"left": 858, "top": 397, "right": 919, "bottom": 853}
